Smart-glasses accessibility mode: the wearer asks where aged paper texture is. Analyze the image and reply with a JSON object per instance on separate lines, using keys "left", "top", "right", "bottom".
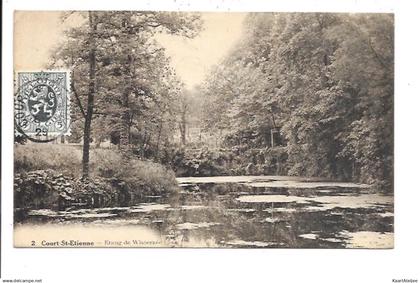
{"left": 14, "top": 11, "right": 394, "bottom": 248}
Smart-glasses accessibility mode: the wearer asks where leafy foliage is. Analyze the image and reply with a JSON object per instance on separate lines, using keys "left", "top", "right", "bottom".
{"left": 200, "top": 13, "right": 393, "bottom": 190}
{"left": 51, "top": 11, "right": 202, "bottom": 159}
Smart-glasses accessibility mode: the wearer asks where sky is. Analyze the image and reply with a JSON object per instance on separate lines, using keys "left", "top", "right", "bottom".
{"left": 14, "top": 11, "right": 247, "bottom": 90}
{"left": 14, "top": 11, "right": 67, "bottom": 70}
{"left": 155, "top": 13, "right": 246, "bottom": 89}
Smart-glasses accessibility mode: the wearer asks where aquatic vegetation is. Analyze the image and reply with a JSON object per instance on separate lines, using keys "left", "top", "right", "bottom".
{"left": 299, "top": 233, "right": 318, "bottom": 240}
{"left": 176, "top": 222, "right": 220, "bottom": 230}
{"left": 17, "top": 176, "right": 394, "bottom": 248}
{"left": 339, "top": 231, "right": 393, "bottom": 248}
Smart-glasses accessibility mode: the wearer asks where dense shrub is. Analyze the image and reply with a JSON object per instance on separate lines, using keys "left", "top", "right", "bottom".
{"left": 91, "top": 148, "right": 178, "bottom": 194}
{"left": 14, "top": 170, "right": 118, "bottom": 211}
{"left": 173, "top": 146, "right": 289, "bottom": 177}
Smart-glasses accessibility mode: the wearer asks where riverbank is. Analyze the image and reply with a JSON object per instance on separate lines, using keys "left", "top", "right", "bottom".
{"left": 14, "top": 144, "right": 178, "bottom": 215}
{"left": 173, "top": 147, "right": 392, "bottom": 192}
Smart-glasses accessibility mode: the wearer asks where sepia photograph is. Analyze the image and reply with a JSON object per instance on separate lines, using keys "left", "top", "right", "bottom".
{"left": 13, "top": 11, "right": 394, "bottom": 248}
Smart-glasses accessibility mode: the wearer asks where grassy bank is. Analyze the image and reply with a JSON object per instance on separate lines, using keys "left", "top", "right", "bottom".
{"left": 16, "top": 144, "right": 176, "bottom": 186}
{"left": 14, "top": 144, "right": 179, "bottom": 210}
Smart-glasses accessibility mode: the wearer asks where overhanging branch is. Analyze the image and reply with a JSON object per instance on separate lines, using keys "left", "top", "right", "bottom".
{"left": 71, "top": 77, "right": 87, "bottom": 119}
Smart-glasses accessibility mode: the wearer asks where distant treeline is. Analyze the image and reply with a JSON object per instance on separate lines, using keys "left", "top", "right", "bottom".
{"left": 199, "top": 13, "right": 393, "bottom": 190}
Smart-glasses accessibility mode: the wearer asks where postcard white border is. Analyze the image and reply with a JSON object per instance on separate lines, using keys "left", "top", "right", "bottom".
{"left": 2, "top": 0, "right": 420, "bottom": 283}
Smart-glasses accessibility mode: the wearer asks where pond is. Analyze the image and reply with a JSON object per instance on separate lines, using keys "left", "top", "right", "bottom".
{"left": 15, "top": 176, "right": 394, "bottom": 248}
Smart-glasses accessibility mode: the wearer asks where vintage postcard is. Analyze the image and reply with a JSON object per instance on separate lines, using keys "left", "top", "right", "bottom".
{"left": 13, "top": 11, "right": 394, "bottom": 248}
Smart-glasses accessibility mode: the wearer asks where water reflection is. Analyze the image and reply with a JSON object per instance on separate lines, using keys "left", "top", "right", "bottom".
{"left": 18, "top": 176, "right": 394, "bottom": 248}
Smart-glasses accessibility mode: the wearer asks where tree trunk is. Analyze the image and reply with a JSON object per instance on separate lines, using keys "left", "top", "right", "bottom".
{"left": 120, "top": 88, "right": 130, "bottom": 148}
{"left": 82, "top": 11, "right": 97, "bottom": 179}
{"left": 120, "top": 53, "right": 134, "bottom": 150}
{"left": 179, "top": 108, "right": 187, "bottom": 145}
{"left": 156, "top": 118, "right": 163, "bottom": 157}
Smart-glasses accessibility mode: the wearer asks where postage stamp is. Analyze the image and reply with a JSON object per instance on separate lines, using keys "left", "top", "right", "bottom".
{"left": 14, "top": 71, "right": 71, "bottom": 141}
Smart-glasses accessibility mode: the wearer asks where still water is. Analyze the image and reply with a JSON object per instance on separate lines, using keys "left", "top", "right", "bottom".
{"left": 16, "top": 176, "right": 394, "bottom": 248}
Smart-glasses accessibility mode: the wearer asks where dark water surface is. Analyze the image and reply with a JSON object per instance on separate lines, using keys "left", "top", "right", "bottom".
{"left": 17, "top": 176, "right": 394, "bottom": 248}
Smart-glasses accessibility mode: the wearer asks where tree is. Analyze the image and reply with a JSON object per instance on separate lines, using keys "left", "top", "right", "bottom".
{"left": 51, "top": 11, "right": 202, "bottom": 177}
{"left": 199, "top": 13, "right": 393, "bottom": 189}
{"left": 81, "top": 11, "right": 97, "bottom": 178}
